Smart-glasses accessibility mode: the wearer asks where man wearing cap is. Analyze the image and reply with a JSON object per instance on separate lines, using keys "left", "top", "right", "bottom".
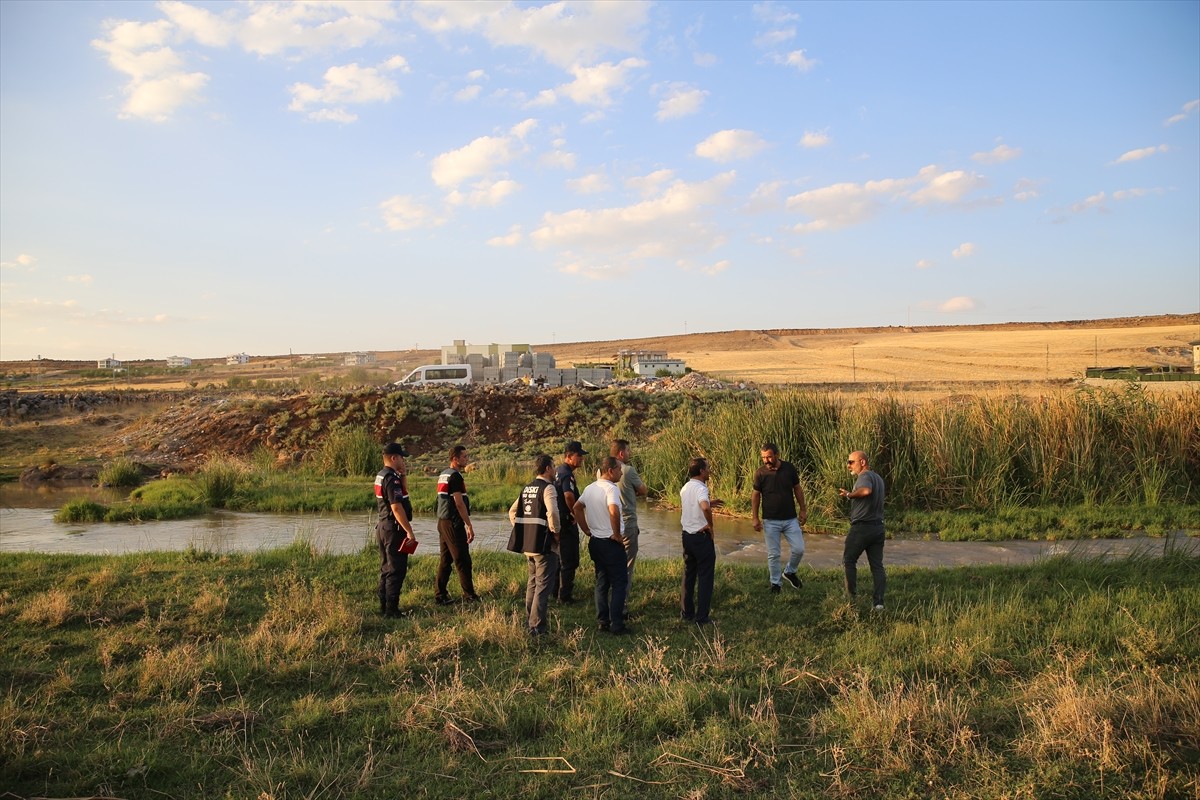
{"left": 554, "top": 441, "right": 587, "bottom": 604}
{"left": 507, "top": 454, "right": 561, "bottom": 636}
{"left": 435, "top": 444, "right": 480, "bottom": 604}
{"left": 573, "top": 456, "right": 629, "bottom": 635}
{"left": 375, "top": 443, "right": 418, "bottom": 618}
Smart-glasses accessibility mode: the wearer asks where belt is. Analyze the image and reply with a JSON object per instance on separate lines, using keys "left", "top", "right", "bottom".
{"left": 682, "top": 529, "right": 710, "bottom": 536}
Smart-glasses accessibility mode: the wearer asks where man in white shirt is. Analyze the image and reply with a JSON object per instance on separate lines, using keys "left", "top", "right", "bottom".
{"left": 573, "top": 457, "right": 629, "bottom": 635}
{"left": 680, "top": 457, "right": 721, "bottom": 626}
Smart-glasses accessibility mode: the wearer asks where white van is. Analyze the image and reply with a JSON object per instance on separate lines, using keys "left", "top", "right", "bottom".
{"left": 395, "top": 364, "right": 473, "bottom": 387}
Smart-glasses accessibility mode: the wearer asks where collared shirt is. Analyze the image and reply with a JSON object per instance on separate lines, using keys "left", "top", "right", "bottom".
{"left": 680, "top": 478, "right": 711, "bottom": 533}
{"left": 616, "top": 458, "right": 645, "bottom": 522}
{"left": 577, "top": 478, "right": 624, "bottom": 538}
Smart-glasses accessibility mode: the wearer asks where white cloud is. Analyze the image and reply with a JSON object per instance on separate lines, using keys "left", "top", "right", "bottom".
{"left": 655, "top": 83, "right": 707, "bottom": 121}
{"left": 455, "top": 85, "right": 483, "bottom": 102}
{"left": 778, "top": 50, "right": 817, "bottom": 71}
{"left": 952, "top": 242, "right": 976, "bottom": 259}
{"left": 567, "top": 172, "right": 612, "bottom": 194}
{"left": 0, "top": 254, "right": 38, "bottom": 271}
{"left": 1070, "top": 191, "right": 1108, "bottom": 214}
{"left": 66, "top": 274, "right": 95, "bottom": 284}
{"left": 92, "top": 18, "right": 208, "bottom": 122}
{"left": 745, "top": 181, "right": 785, "bottom": 213}
{"left": 787, "top": 165, "right": 988, "bottom": 232}
{"left": 234, "top": 1, "right": 394, "bottom": 56}
{"left": 447, "top": 179, "right": 520, "bottom": 207}
{"left": 288, "top": 62, "right": 403, "bottom": 122}
{"left": 539, "top": 58, "right": 648, "bottom": 108}
{"left": 487, "top": 225, "right": 523, "bottom": 247}
{"left": 695, "top": 129, "right": 768, "bottom": 162}
{"left": 540, "top": 149, "right": 577, "bottom": 170}
{"left": 938, "top": 296, "right": 976, "bottom": 312}
{"left": 701, "top": 259, "right": 730, "bottom": 276}
{"left": 1113, "top": 144, "right": 1168, "bottom": 164}
{"left": 411, "top": 0, "right": 649, "bottom": 69}
{"left": 972, "top": 144, "right": 1022, "bottom": 164}
{"left": 800, "top": 130, "right": 830, "bottom": 148}
{"left": 380, "top": 195, "right": 445, "bottom": 230}
{"left": 752, "top": 2, "right": 800, "bottom": 24}
{"left": 625, "top": 169, "right": 675, "bottom": 197}
{"left": 1164, "top": 98, "right": 1199, "bottom": 126}
{"left": 1013, "top": 178, "right": 1040, "bottom": 202}
{"left": 158, "top": 1, "right": 235, "bottom": 47}
{"left": 916, "top": 259, "right": 933, "bottom": 269}
{"left": 381, "top": 55, "right": 410, "bottom": 72}
{"left": 755, "top": 29, "right": 795, "bottom": 48}
{"left": 909, "top": 167, "right": 988, "bottom": 205}
{"left": 467, "top": 69, "right": 487, "bottom": 81}
{"left": 531, "top": 172, "right": 737, "bottom": 280}
{"left": 430, "top": 120, "right": 534, "bottom": 189}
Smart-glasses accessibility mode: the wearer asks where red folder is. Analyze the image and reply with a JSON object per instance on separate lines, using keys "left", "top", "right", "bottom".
{"left": 399, "top": 538, "right": 418, "bottom": 555}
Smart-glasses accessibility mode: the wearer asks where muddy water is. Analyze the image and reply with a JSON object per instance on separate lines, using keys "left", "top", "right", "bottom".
{"left": 0, "top": 485, "right": 1189, "bottom": 567}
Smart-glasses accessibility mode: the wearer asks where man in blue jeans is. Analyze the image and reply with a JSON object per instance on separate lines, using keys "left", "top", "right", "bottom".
{"left": 751, "top": 442, "right": 808, "bottom": 593}
{"left": 839, "top": 450, "right": 887, "bottom": 611}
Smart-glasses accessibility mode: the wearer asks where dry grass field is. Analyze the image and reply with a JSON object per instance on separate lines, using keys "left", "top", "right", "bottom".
{"left": 4, "top": 314, "right": 1197, "bottom": 393}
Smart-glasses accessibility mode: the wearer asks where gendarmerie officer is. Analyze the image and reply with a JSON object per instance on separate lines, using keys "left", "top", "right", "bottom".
{"left": 375, "top": 442, "right": 417, "bottom": 618}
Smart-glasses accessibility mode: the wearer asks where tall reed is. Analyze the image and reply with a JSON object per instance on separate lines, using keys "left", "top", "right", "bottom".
{"left": 640, "top": 387, "right": 1199, "bottom": 514}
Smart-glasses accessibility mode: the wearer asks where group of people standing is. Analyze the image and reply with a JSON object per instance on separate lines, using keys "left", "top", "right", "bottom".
{"left": 373, "top": 439, "right": 888, "bottom": 633}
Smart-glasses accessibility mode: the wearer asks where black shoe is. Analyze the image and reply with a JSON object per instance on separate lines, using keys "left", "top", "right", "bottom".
{"left": 694, "top": 618, "right": 715, "bottom": 627}
{"left": 384, "top": 608, "right": 409, "bottom": 619}
{"left": 464, "top": 594, "right": 481, "bottom": 603}
{"left": 597, "top": 622, "right": 610, "bottom": 632}
{"left": 769, "top": 583, "right": 782, "bottom": 594}
{"left": 680, "top": 614, "right": 695, "bottom": 623}
{"left": 558, "top": 596, "right": 576, "bottom": 605}
{"left": 783, "top": 571, "right": 802, "bottom": 589}
{"left": 610, "top": 626, "right": 631, "bottom": 636}
{"left": 435, "top": 595, "right": 455, "bottom": 606}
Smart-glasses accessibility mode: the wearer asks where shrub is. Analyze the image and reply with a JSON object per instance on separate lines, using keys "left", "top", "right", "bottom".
{"left": 195, "top": 457, "right": 246, "bottom": 508}
{"left": 54, "top": 498, "right": 108, "bottom": 523}
{"left": 312, "top": 426, "right": 377, "bottom": 478}
{"left": 97, "top": 458, "right": 144, "bottom": 488}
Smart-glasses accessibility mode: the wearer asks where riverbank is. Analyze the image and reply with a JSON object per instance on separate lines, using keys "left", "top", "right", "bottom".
{"left": 2, "top": 546, "right": 1197, "bottom": 799}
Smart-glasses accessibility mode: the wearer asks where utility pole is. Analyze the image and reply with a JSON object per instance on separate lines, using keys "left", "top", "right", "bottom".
{"left": 852, "top": 347, "right": 857, "bottom": 383}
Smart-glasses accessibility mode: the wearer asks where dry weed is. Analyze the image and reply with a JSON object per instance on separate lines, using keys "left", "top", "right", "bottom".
{"left": 245, "top": 576, "right": 359, "bottom": 663}
{"left": 17, "top": 588, "right": 72, "bottom": 627}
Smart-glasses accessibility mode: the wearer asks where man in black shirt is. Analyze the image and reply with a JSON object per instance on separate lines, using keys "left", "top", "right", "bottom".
{"left": 751, "top": 442, "right": 808, "bottom": 593}
{"left": 553, "top": 441, "right": 587, "bottom": 603}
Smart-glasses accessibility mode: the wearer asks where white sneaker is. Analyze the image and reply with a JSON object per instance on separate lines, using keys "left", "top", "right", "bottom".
{"left": 872, "top": 604, "right": 884, "bottom": 612}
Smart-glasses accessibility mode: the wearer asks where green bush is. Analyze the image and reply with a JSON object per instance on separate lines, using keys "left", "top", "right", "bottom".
{"left": 54, "top": 498, "right": 107, "bottom": 523}
{"left": 312, "top": 426, "right": 377, "bottom": 478}
{"left": 97, "top": 458, "right": 144, "bottom": 488}
{"left": 195, "top": 457, "right": 246, "bottom": 508}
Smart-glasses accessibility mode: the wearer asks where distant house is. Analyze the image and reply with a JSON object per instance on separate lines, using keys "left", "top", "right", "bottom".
{"left": 624, "top": 350, "right": 688, "bottom": 377}
{"left": 97, "top": 357, "right": 122, "bottom": 369}
{"left": 344, "top": 351, "right": 376, "bottom": 366}
{"left": 226, "top": 353, "right": 250, "bottom": 365}
{"left": 166, "top": 356, "right": 192, "bottom": 368}
{"left": 1192, "top": 340, "right": 1200, "bottom": 373}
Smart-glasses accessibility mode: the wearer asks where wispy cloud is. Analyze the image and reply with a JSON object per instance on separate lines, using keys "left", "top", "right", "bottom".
{"left": 775, "top": 50, "right": 817, "bottom": 71}
{"left": 916, "top": 259, "right": 934, "bottom": 270}
{"left": 567, "top": 172, "right": 612, "bottom": 195}
{"left": 379, "top": 195, "right": 445, "bottom": 231}
{"left": 430, "top": 119, "right": 536, "bottom": 191}
{"left": 972, "top": 143, "right": 1022, "bottom": 164}
{"left": 938, "top": 296, "right": 976, "bottom": 312}
{"left": 0, "top": 253, "right": 38, "bottom": 271}
{"left": 952, "top": 242, "right": 976, "bottom": 259}
{"left": 487, "top": 225, "right": 523, "bottom": 247}
{"left": 1164, "top": 98, "right": 1199, "bottom": 126}
{"left": 1112, "top": 144, "right": 1168, "bottom": 164}
{"left": 787, "top": 165, "right": 988, "bottom": 232}
{"left": 533, "top": 58, "right": 648, "bottom": 108}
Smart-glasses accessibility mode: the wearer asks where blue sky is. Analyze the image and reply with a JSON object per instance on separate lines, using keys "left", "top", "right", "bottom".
{"left": 1, "top": 0, "right": 1197, "bottom": 362}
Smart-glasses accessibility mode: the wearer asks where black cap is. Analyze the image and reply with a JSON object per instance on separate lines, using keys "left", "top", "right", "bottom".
{"left": 564, "top": 440, "right": 588, "bottom": 456}
{"left": 383, "top": 443, "right": 410, "bottom": 456}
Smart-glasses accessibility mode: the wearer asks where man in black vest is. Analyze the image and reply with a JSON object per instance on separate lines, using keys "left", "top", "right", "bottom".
{"left": 507, "top": 454, "right": 561, "bottom": 636}
{"left": 554, "top": 440, "right": 587, "bottom": 603}
{"left": 375, "top": 442, "right": 417, "bottom": 618}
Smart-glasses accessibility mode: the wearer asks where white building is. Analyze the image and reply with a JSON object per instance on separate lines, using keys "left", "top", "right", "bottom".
{"left": 344, "top": 351, "right": 376, "bottom": 366}
{"left": 628, "top": 352, "right": 686, "bottom": 379}
{"left": 97, "top": 357, "right": 122, "bottom": 369}
{"left": 226, "top": 353, "right": 250, "bottom": 365}
{"left": 166, "top": 356, "right": 192, "bottom": 368}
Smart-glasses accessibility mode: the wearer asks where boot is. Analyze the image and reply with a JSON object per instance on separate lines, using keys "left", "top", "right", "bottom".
{"left": 384, "top": 600, "right": 402, "bottom": 618}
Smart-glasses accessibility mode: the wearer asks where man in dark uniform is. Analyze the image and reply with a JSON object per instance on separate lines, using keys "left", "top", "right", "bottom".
{"left": 507, "top": 454, "right": 561, "bottom": 636}
{"left": 375, "top": 442, "right": 417, "bottom": 618}
{"left": 435, "top": 444, "right": 479, "bottom": 604}
{"left": 554, "top": 440, "right": 587, "bottom": 603}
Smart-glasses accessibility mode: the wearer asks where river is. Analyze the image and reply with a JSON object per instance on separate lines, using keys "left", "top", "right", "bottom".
{"left": 1, "top": 484, "right": 1189, "bottom": 567}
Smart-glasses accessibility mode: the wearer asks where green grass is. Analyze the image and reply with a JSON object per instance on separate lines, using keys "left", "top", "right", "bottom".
{"left": 2, "top": 544, "right": 1198, "bottom": 799}
{"left": 96, "top": 457, "right": 144, "bottom": 488}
